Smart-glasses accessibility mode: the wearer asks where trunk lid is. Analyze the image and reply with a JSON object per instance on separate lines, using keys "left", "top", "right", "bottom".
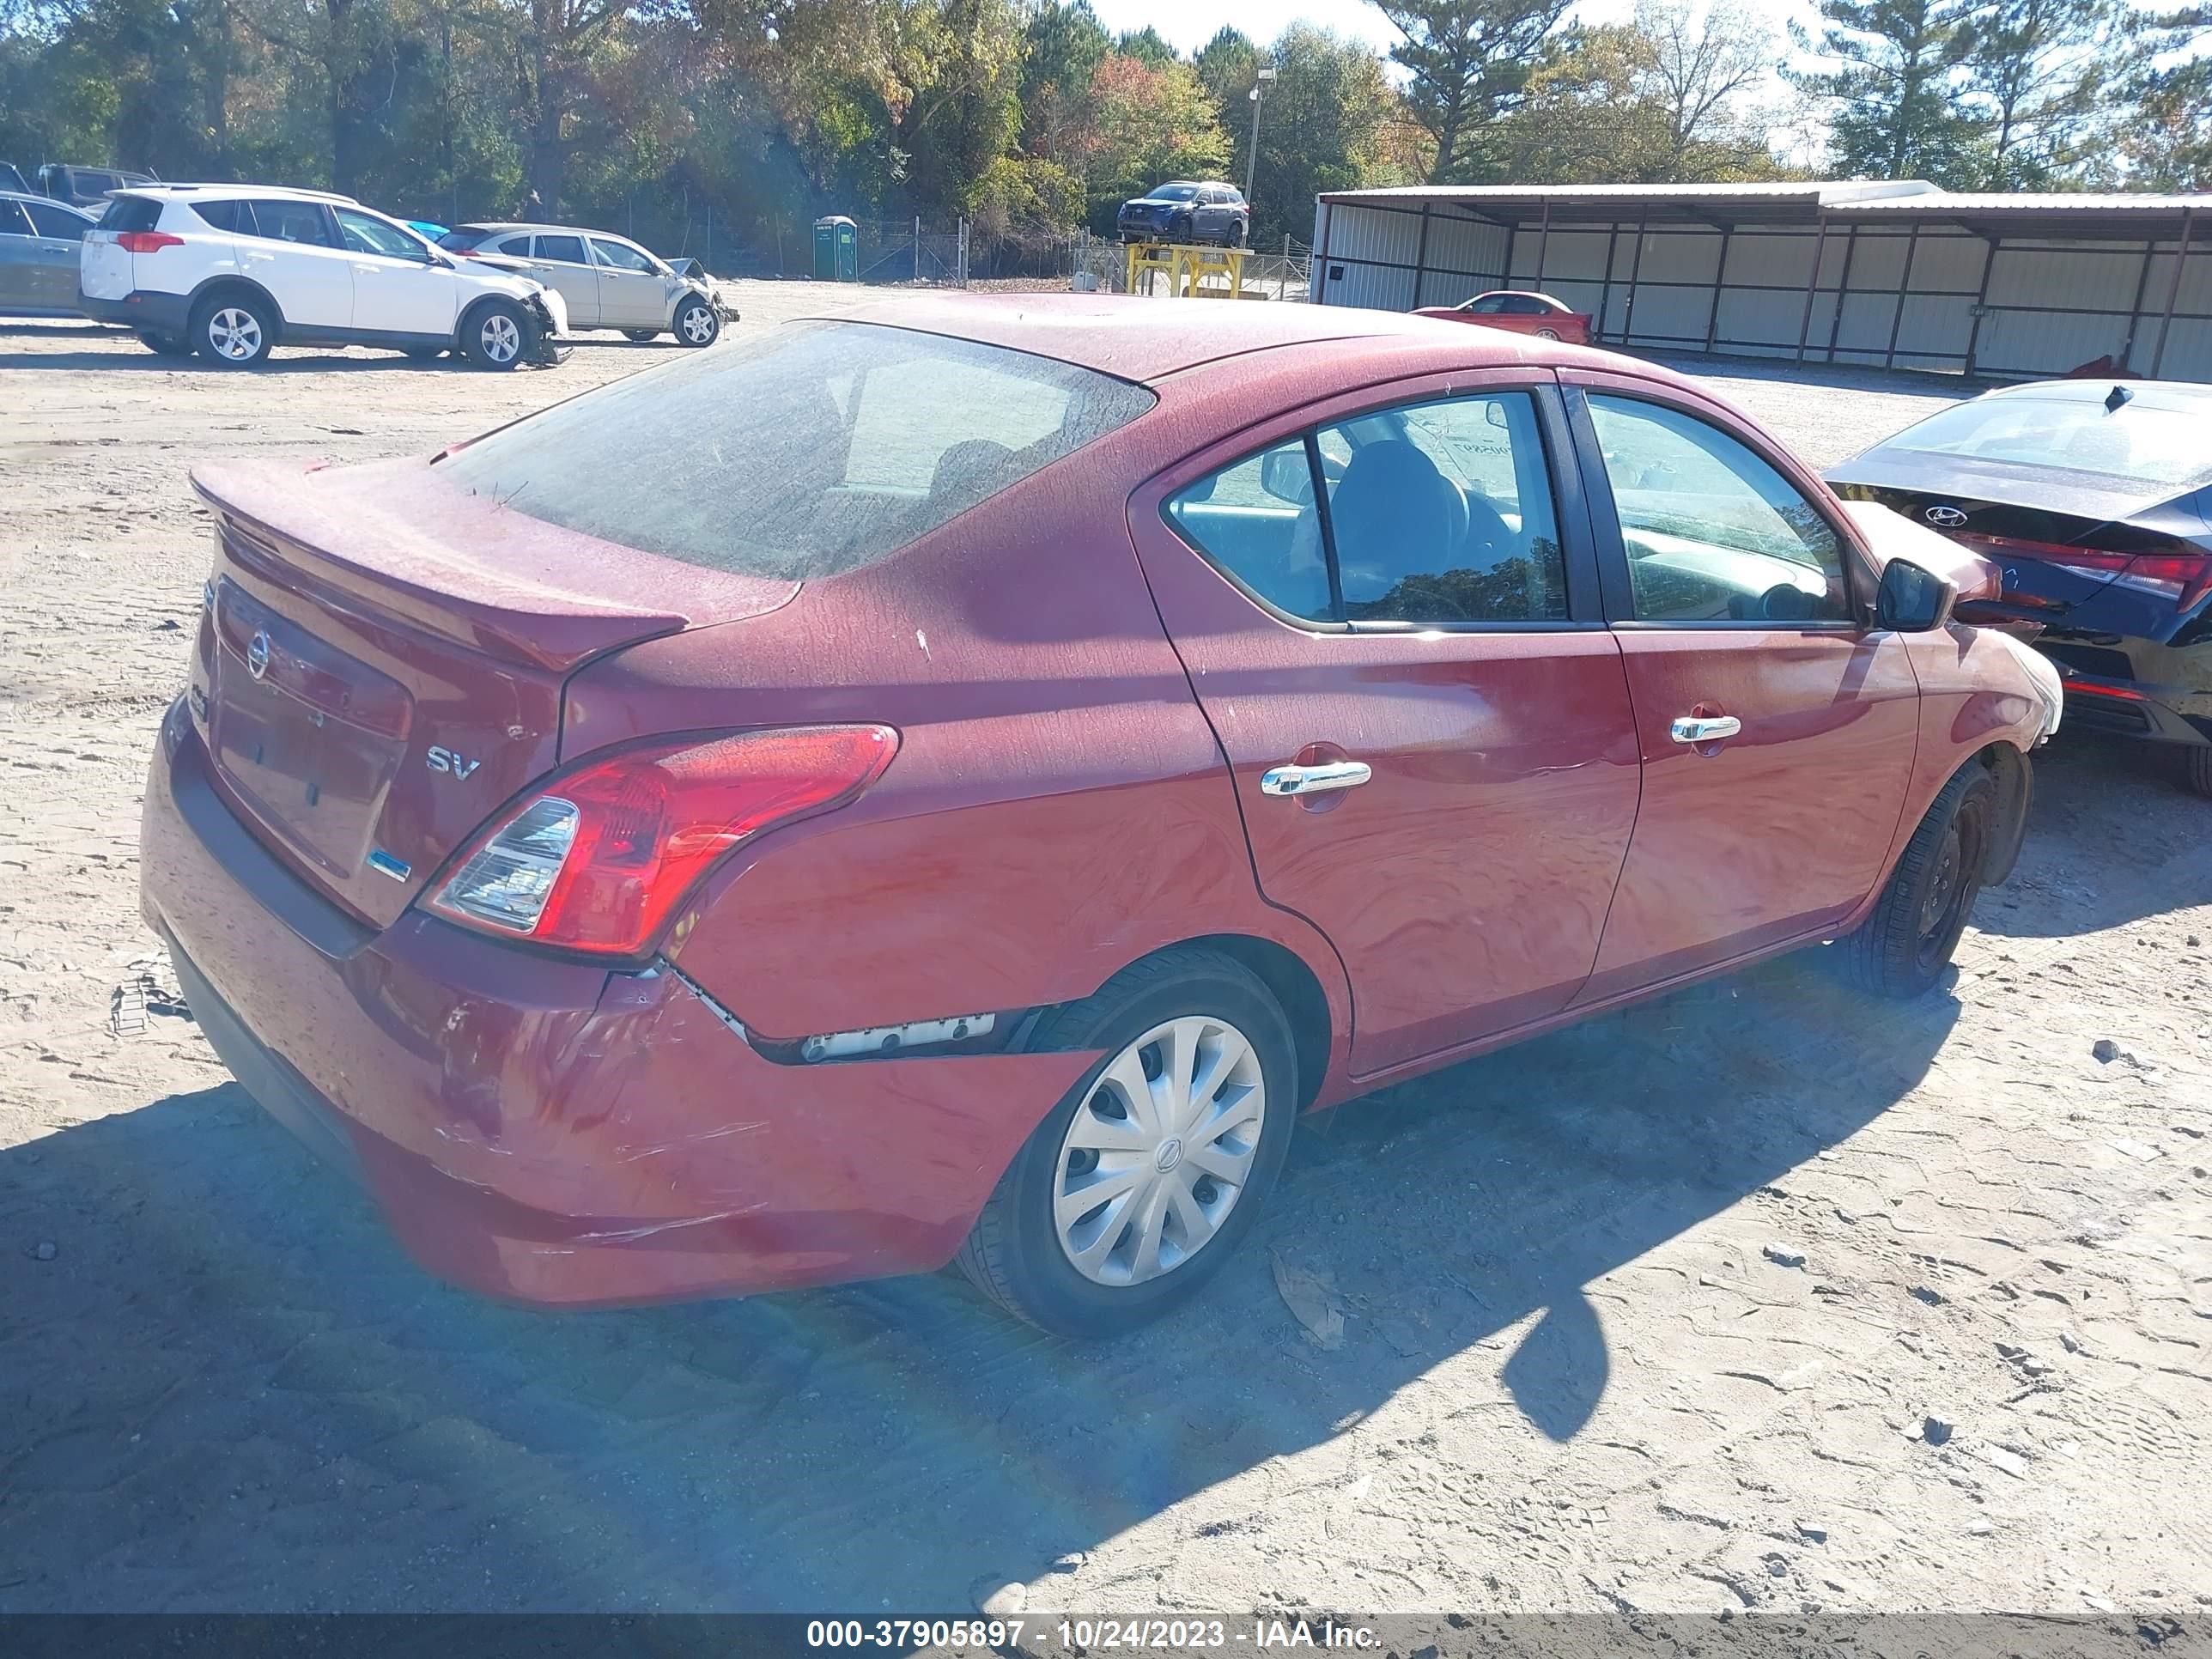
{"left": 191, "top": 456, "right": 799, "bottom": 927}
{"left": 79, "top": 226, "right": 133, "bottom": 300}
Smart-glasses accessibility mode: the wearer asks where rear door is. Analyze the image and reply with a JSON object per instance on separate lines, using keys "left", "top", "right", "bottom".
{"left": 0, "top": 198, "right": 40, "bottom": 310}
{"left": 21, "top": 199, "right": 90, "bottom": 311}
{"left": 521, "top": 233, "right": 599, "bottom": 327}
{"left": 1131, "top": 369, "right": 1641, "bottom": 1078}
{"left": 589, "top": 235, "right": 667, "bottom": 327}
{"left": 235, "top": 199, "right": 352, "bottom": 329}
{"left": 1562, "top": 374, "right": 1920, "bottom": 997}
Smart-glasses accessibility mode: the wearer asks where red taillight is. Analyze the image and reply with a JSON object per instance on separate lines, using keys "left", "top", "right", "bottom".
{"left": 428, "top": 726, "right": 899, "bottom": 958}
{"left": 115, "top": 230, "right": 185, "bottom": 253}
{"left": 1954, "top": 532, "right": 2212, "bottom": 611}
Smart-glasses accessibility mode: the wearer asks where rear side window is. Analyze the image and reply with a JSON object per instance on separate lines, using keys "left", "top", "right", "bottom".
{"left": 98, "top": 196, "right": 161, "bottom": 233}
{"left": 439, "top": 323, "right": 1155, "bottom": 580}
{"left": 1167, "top": 392, "right": 1569, "bottom": 627}
{"left": 192, "top": 198, "right": 253, "bottom": 234}
{"left": 25, "top": 201, "right": 87, "bottom": 238}
{"left": 250, "top": 200, "right": 333, "bottom": 246}
{"left": 535, "top": 234, "right": 587, "bottom": 264}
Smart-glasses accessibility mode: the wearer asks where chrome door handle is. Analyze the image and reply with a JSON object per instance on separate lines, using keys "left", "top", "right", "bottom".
{"left": 1670, "top": 714, "right": 1741, "bottom": 744}
{"left": 1260, "top": 760, "right": 1371, "bottom": 797}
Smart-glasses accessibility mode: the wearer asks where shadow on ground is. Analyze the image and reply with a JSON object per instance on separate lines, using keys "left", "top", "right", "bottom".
{"left": 2, "top": 943, "right": 1956, "bottom": 1612}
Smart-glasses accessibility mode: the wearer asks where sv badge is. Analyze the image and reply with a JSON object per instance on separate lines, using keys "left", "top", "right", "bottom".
{"left": 426, "top": 745, "right": 482, "bottom": 781}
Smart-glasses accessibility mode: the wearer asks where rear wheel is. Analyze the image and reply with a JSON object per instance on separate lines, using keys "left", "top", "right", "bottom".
{"left": 137, "top": 331, "right": 192, "bottom": 357}
{"left": 190, "top": 294, "right": 275, "bottom": 368}
{"left": 2184, "top": 745, "right": 2212, "bottom": 799}
{"left": 956, "top": 947, "right": 1297, "bottom": 1337}
{"left": 1835, "top": 765, "right": 1995, "bottom": 998}
{"left": 674, "top": 297, "right": 719, "bottom": 348}
{"left": 461, "top": 300, "right": 528, "bottom": 371}
{"left": 1534, "top": 326, "right": 1561, "bottom": 340}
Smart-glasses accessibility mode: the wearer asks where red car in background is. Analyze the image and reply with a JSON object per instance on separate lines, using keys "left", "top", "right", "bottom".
{"left": 1417, "top": 289, "right": 1594, "bottom": 344}
{"left": 142, "top": 298, "right": 2061, "bottom": 1340}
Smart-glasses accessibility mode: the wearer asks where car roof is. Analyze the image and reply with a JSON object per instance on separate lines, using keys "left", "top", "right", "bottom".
{"left": 0, "top": 190, "right": 92, "bottom": 216}
{"left": 455, "top": 222, "right": 641, "bottom": 241}
{"left": 1472, "top": 289, "right": 1573, "bottom": 308}
{"left": 118, "top": 183, "right": 358, "bottom": 204}
{"left": 1969, "top": 378, "right": 2212, "bottom": 412}
{"left": 808, "top": 292, "right": 1680, "bottom": 388}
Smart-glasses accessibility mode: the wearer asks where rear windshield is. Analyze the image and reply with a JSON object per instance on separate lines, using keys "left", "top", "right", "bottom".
{"left": 1883, "top": 394, "right": 2212, "bottom": 489}
{"left": 436, "top": 321, "right": 1157, "bottom": 580}
{"left": 97, "top": 196, "right": 161, "bottom": 232}
{"left": 436, "top": 227, "right": 500, "bottom": 251}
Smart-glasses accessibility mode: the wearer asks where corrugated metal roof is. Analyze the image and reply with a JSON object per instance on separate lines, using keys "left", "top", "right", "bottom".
{"left": 1838, "top": 192, "right": 2211, "bottom": 214}
{"left": 1317, "top": 182, "right": 2212, "bottom": 232}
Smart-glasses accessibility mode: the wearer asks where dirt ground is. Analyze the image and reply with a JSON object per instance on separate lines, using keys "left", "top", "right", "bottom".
{"left": 3, "top": 291, "right": 2209, "bottom": 1619}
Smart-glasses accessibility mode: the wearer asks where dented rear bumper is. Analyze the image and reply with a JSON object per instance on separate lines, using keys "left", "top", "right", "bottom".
{"left": 140, "top": 697, "right": 1093, "bottom": 1308}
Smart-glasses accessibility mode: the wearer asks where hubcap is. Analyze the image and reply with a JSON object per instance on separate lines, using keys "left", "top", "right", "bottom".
{"left": 480, "top": 314, "right": 520, "bottom": 362}
{"left": 683, "top": 307, "right": 714, "bottom": 343}
{"left": 208, "top": 307, "right": 261, "bottom": 360}
{"left": 1052, "top": 1015, "right": 1265, "bottom": 1288}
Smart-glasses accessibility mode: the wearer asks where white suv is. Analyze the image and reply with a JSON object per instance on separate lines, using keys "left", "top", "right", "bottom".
{"left": 78, "top": 185, "right": 569, "bottom": 369}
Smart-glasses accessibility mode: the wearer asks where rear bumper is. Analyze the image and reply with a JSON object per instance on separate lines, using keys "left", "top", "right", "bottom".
{"left": 140, "top": 698, "right": 1094, "bottom": 1308}
{"left": 78, "top": 289, "right": 190, "bottom": 335}
{"left": 2039, "top": 647, "right": 2212, "bottom": 747}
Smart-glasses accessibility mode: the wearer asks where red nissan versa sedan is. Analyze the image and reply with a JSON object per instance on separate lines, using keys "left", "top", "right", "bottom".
{"left": 141, "top": 296, "right": 2063, "bottom": 1337}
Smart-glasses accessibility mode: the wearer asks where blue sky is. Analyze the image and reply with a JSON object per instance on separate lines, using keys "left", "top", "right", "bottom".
{"left": 1083, "top": 0, "right": 1818, "bottom": 58}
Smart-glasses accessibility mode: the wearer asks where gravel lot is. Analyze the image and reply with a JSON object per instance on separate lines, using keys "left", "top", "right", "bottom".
{"left": 3, "top": 295, "right": 2209, "bottom": 1620}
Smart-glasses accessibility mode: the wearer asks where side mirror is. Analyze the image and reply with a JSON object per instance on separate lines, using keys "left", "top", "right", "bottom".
{"left": 1259, "top": 447, "right": 1314, "bottom": 507}
{"left": 1875, "top": 558, "right": 1957, "bottom": 632}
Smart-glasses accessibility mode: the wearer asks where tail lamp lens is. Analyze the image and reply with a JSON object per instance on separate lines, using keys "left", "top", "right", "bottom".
{"left": 428, "top": 725, "right": 898, "bottom": 957}
{"left": 115, "top": 231, "right": 185, "bottom": 253}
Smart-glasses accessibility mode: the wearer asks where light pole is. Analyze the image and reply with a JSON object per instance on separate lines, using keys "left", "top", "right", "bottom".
{"left": 1245, "top": 67, "right": 1276, "bottom": 205}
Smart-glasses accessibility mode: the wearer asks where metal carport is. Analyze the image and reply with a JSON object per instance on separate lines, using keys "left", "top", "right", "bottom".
{"left": 1310, "top": 181, "right": 2212, "bottom": 382}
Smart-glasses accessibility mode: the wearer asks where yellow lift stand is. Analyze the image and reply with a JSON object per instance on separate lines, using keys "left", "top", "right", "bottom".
{"left": 1124, "top": 240, "right": 1253, "bottom": 299}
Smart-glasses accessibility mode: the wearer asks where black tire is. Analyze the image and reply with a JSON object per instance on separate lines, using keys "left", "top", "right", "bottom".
{"left": 137, "top": 331, "right": 192, "bottom": 357}
{"left": 2184, "top": 745, "right": 2212, "bottom": 799}
{"left": 673, "top": 297, "right": 720, "bottom": 349}
{"left": 189, "top": 291, "right": 276, "bottom": 368}
{"left": 955, "top": 946, "right": 1298, "bottom": 1337}
{"left": 402, "top": 345, "right": 444, "bottom": 361}
{"left": 1229, "top": 219, "right": 1248, "bottom": 248}
{"left": 623, "top": 328, "right": 660, "bottom": 342}
{"left": 459, "top": 298, "right": 530, "bottom": 371}
{"left": 1169, "top": 211, "right": 1194, "bottom": 245}
{"left": 1835, "top": 765, "right": 1996, "bottom": 998}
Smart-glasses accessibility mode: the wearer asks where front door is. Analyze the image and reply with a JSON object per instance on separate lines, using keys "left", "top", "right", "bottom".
{"left": 333, "top": 206, "right": 456, "bottom": 338}
{"left": 520, "top": 233, "right": 600, "bottom": 328}
{"left": 1129, "top": 372, "right": 1642, "bottom": 1078}
{"left": 589, "top": 236, "right": 669, "bottom": 328}
{"left": 1563, "top": 376, "right": 1921, "bottom": 1000}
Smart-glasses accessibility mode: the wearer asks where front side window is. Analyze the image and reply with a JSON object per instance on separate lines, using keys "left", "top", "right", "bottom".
{"left": 534, "top": 234, "right": 587, "bottom": 264}
{"left": 1464, "top": 295, "right": 1506, "bottom": 314}
{"left": 592, "top": 237, "right": 657, "bottom": 273}
{"left": 1586, "top": 394, "right": 1847, "bottom": 624}
{"left": 437, "top": 321, "right": 1155, "bottom": 580}
{"left": 334, "top": 207, "right": 426, "bottom": 259}
{"left": 0, "top": 199, "right": 31, "bottom": 238}
{"left": 1165, "top": 392, "right": 1569, "bottom": 627}
{"left": 251, "top": 200, "right": 333, "bottom": 246}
